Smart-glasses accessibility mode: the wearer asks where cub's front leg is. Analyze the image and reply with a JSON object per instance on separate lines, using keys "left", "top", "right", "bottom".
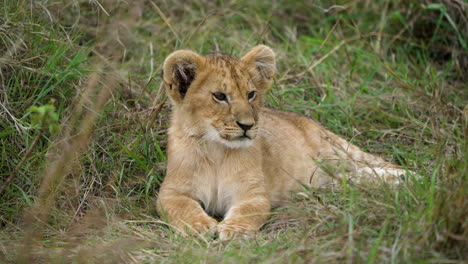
{"left": 218, "top": 173, "right": 271, "bottom": 240}
{"left": 157, "top": 190, "right": 217, "bottom": 235}
{"left": 157, "top": 159, "right": 217, "bottom": 235}
{"left": 218, "top": 196, "right": 270, "bottom": 240}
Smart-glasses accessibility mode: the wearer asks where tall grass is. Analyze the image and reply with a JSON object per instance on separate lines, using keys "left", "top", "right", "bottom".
{"left": 1, "top": 0, "right": 466, "bottom": 263}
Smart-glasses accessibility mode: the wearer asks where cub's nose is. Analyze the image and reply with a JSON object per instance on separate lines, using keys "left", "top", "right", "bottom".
{"left": 236, "top": 121, "right": 254, "bottom": 131}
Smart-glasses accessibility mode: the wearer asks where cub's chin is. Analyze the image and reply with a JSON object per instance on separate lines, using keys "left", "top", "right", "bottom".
{"left": 219, "top": 137, "right": 254, "bottom": 149}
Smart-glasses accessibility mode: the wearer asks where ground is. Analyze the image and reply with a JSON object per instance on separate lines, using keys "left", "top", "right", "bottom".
{"left": 0, "top": 0, "right": 466, "bottom": 263}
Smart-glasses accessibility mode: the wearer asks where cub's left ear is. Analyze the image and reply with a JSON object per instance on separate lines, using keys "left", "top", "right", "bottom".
{"left": 241, "top": 45, "right": 276, "bottom": 89}
{"left": 162, "top": 50, "right": 204, "bottom": 104}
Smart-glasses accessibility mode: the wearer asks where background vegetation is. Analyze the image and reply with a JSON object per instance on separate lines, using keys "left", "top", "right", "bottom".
{"left": 0, "top": 0, "right": 466, "bottom": 263}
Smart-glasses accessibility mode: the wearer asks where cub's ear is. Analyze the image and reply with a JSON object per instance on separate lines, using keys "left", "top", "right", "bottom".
{"left": 241, "top": 45, "right": 276, "bottom": 89}
{"left": 162, "top": 50, "right": 204, "bottom": 103}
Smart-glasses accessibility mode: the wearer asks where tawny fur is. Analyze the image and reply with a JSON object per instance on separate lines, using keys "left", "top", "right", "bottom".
{"left": 157, "top": 45, "right": 407, "bottom": 240}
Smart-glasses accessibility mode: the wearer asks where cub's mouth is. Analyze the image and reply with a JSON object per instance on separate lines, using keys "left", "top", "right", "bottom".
{"left": 237, "top": 133, "right": 251, "bottom": 140}
{"left": 211, "top": 128, "right": 256, "bottom": 148}
{"left": 221, "top": 131, "right": 255, "bottom": 141}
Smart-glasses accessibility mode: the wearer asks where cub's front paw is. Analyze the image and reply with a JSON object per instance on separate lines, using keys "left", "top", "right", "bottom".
{"left": 184, "top": 215, "right": 218, "bottom": 235}
{"left": 217, "top": 220, "right": 256, "bottom": 241}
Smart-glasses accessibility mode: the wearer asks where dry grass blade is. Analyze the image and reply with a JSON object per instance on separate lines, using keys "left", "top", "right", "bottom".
{"left": 14, "top": 1, "right": 145, "bottom": 262}
{"left": 17, "top": 64, "right": 118, "bottom": 263}
{"left": 375, "top": 0, "right": 391, "bottom": 51}
{"left": 0, "top": 131, "right": 42, "bottom": 195}
{"left": 148, "top": 0, "right": 180, "bottom": 43}
{"left": 306, "top": 35, "right": 362, "bottom": 73}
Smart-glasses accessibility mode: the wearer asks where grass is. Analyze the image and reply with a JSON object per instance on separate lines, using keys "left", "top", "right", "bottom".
{"left": 1, "top": 0, "right": 467, "bottom": 263}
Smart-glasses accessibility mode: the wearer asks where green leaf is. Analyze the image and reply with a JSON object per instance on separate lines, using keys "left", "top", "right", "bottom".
{"left": 27, "top": 103, "right": 61, "bottom": 135}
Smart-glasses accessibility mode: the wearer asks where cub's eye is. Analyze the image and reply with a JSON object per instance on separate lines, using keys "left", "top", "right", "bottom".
{"left": 212, "top": 92, "right": 227, "bottom": 102}
{"left": 247, "top": 91, "right": 256, "bottom": 101}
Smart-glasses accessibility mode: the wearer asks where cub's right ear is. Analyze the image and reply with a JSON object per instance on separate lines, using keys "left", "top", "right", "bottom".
{"left": 162, "top": 50, "right": 203, "bottom": 103}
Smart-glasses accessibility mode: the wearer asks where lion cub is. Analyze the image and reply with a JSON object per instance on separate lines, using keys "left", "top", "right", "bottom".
{"left": 157, "top": 45, "right": 407, "bottom": 240}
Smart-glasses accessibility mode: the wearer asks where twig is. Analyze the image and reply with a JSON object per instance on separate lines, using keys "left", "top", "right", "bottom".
{"left": 185, "top": 16, "right": 208, "bottom": 46}
{"left": 90, "top": 0, "right": 110, "bottom": 16}
{"left": 145, "top": 97, "right": 167, "bottom": 132}
{"left": 306, "top": 35, "right": 361, "bottom": 73}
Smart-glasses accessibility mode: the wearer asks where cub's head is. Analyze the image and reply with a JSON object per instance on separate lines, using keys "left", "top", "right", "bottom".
{"left": 162, "top": 45, "right": 275, "bottom": 148}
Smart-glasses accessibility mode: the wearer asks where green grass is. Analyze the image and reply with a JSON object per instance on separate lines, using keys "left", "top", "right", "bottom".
{"left": 1, "top": 0, "right": 466, "bottom": 263}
